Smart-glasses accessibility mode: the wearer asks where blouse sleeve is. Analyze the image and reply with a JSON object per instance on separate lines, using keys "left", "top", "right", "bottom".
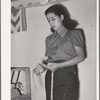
{"left": 70, "top": 29, "right": 85, "bottom": 48}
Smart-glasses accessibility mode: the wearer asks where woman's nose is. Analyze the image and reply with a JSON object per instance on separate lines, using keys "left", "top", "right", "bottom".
{"left": 50, "top": 21, "right": 54, "bottom": 26}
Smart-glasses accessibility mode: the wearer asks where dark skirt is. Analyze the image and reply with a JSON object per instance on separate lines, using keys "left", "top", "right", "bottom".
{"left": 45, "top": 61, "right": 79, "bottom": 100}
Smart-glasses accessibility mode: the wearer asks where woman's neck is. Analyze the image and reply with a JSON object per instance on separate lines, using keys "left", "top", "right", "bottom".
{"left": 57, "top": 25, "right": 67, "bottom": 34}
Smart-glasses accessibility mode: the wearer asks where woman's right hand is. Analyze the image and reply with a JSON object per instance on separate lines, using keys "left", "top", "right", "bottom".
{"left": 33, "top": 63, "right": 46, "bottom": 76}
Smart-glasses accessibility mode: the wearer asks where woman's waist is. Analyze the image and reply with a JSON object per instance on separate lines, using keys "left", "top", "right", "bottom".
{"left": 46, "top": 64, "right": 77, "bottom": 76}
{"left": 47, "top": 59, "right": 77, "bottom": 73}
{"left": 46, "top": 56, "right": 74, "bottom": 63}
{"left": 54, "top": 65, "right": 77, "bottom": 74}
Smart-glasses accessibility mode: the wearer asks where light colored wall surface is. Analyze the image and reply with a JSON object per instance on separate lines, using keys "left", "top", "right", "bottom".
{"left": 11, "top": 0, "right": 97, "bottom": 100}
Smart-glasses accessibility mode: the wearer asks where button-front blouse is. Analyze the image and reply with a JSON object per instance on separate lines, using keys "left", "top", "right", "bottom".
{"left": 45, "top": 27, "right": 85, "bottom": 63}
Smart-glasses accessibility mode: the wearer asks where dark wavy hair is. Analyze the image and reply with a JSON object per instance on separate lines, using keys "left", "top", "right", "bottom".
{"left": 45, "top": 4, "right": 79, "bottom": 30}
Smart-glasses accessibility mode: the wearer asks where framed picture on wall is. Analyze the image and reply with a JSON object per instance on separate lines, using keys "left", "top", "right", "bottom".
{"left": 11, "top": 67, "right": 31, "bottom": 100}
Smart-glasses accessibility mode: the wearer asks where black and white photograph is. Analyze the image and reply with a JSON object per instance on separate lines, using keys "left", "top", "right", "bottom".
{"left": 1, "top": 0, "right": 99, "bottom": 100}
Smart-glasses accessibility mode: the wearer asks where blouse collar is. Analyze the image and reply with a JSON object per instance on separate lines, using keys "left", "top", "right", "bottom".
{"left": 57, "top": 26, "right": 68, "bottom": 38}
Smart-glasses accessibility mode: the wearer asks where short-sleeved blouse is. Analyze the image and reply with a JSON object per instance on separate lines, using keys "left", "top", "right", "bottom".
{"left": 45, "top": 27, "right": 85, "bottom": 86}
{"left": 45, "top": 27, "right": 85, "bottom": 63}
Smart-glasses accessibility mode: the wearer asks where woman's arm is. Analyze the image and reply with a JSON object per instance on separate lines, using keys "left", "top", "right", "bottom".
{"left": 58, "top": 46, "right": 85, "bottom": 68}
{"left": 42, "top": 46, "right": 85, "bottom": 71}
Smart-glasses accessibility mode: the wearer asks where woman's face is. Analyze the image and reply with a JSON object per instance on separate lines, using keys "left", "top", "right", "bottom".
{"left": 46, "top": 12, "right": 64, "bottom": 32}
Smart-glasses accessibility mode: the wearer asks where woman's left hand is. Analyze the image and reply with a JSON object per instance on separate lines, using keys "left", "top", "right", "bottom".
{"left": 42, "top": 63, "right": 59, "bottom": 72}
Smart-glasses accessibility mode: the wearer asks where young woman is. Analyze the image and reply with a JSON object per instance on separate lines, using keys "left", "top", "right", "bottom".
{"left": 33, "top": 4, "right": 86, "bottom": 100}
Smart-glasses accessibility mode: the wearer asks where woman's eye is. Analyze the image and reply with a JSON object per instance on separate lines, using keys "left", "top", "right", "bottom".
{"left": 52, "top": 18, "right": 55, "bottom": 21}
{"left": 48, "top": 20, "right": 50, "bottom": 23}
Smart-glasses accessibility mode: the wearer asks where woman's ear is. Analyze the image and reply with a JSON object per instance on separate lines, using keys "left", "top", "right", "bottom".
{"left": 61, "top": 15, "right": 64, "bottom": 21}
